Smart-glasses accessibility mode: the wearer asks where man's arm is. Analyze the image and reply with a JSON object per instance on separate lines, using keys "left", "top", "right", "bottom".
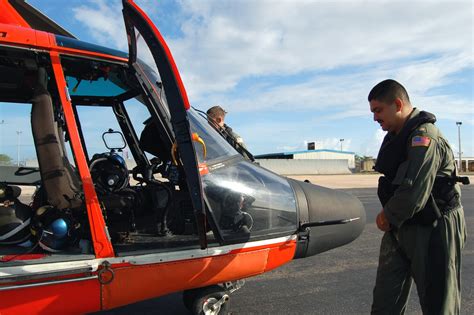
{"left": 384, "top": 128, "right": 440, "bottom": 228}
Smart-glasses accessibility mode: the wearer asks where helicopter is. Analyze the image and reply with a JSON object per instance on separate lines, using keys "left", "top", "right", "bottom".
{"left": 0, "top": 0, "right": 366, "bottom": 314}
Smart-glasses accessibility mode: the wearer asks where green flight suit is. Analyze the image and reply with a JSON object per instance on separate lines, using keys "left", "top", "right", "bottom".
{"left": 224, "top": 125, "right": 247, "bottom": 149}
{"left": 371, "top": 109, "right": 467, "bottom": 314}
{"left": 223, "top": 125, "right": 253, "bottom": 161}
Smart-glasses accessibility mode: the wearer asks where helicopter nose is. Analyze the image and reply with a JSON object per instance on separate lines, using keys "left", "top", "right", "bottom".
{"left": 288, "top": 178, "right": 366, "bottom": 259}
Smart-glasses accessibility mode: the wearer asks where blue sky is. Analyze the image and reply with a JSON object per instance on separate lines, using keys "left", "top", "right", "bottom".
{"left": 0, "top": 0, "right": 472, "bottom": 162}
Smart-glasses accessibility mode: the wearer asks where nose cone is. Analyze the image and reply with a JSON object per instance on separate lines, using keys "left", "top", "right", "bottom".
{"left": 289, "top": 179, "right": 366, "bottom": 258}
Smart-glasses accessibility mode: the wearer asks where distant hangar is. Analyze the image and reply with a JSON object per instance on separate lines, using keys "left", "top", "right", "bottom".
{"left": 255, "top": 149, "right": 355, "bottom": 175}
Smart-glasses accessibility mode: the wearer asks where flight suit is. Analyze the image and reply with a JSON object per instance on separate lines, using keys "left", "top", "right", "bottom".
{"left": 224, "top": 124, "right": 247, "bottom": 150}
{"left": 371, "top": 109, "right": 467, "bottom": 314}
{"left": 222, "top": 124, "right": 253, "bottom": 161}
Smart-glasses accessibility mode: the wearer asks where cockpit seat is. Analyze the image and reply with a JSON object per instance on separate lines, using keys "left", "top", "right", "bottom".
{"left": 31, "top": 68, "right": 82, "bottom": 210}
{"left": 140, "top": 117, "right": 172, "bottom": 163}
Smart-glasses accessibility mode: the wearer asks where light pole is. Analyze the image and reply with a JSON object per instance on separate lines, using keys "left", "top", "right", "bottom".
{"left": 456, "top": 122, "right": 462, "bottom": 171}
{"left": 0, "top": 120, "right": 4, "bottom": 153}
{"left": 340, "top": 138, "right": 344, "bottom": 151}
{"left": 16, "top": 130, "right": 22, "bottom": 166}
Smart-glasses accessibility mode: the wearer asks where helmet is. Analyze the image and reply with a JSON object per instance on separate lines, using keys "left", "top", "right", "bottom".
{"left": 0, "top": 184, "right": 33, "bottom": 245}
{"left": 90, "top": 153, "right": 129, "bottom": 193}
{"left": 109, "top": 153, "right": 126, "bottom": 167}
{"left": 31, "top": 206, "right": 80, "bottom": 252}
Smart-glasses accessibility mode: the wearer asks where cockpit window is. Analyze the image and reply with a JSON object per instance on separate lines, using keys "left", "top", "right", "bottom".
{"left": 61, "top": 56, "right": 129, "bottom": 97}
{"left": 188, "top": 109, "right": 238, "bottom": 163}
{"left": 135, "top": 58, "right": 170, "bottom": 117}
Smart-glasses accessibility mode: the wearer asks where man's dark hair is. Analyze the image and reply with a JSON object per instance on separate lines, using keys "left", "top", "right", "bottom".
{"left": 207, "top": 105, "right": 227, "bottom": 119}
{"left": 368, "top": 79, "right": 410, "bottom": 104}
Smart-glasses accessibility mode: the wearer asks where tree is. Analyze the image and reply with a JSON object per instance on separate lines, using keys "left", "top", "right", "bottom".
{"left": 0, "top": 154, "right": 12, "bottom": 165}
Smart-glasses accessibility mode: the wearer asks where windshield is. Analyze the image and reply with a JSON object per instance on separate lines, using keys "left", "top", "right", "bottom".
{"left": 202, "top": 159, "right": 297, "bottom": 243}
{"left": 188, "top": 109, "right": 238, "bottom": 163}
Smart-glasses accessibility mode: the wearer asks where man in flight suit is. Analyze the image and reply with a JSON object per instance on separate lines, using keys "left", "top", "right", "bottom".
{"left": 206, "top": 105, "right": 253, "bottom": 161}
{"left": 369, "top": 79, "right": 467, "bottom": 314}
{"left": 206, "top": 105, "right": 246, "bottom": 149}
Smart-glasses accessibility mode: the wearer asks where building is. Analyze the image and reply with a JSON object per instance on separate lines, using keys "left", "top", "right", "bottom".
{"left": 256, "top": 149, "right": 355, "bottom": 168}
{"left": 255, "top": 149, "right": 356, "bottom": 175}
{"left": 458, "top": 157, "right": 474, "bottom": 172}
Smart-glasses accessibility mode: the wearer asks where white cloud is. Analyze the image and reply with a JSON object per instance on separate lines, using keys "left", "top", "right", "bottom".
{"left": 72, "top": 1, "right": 472, "bottom": 99}
{"left": 166, "top": 0, "right": 473, "bottom": 98}
{"left": 69, "top": 0, "right": 473, "bottom": 155}
{"left": 72, "top": 0, "right": 127, "bottom": 50}
{"left": 71, "top": 1, "right": 472, "bottom": 113}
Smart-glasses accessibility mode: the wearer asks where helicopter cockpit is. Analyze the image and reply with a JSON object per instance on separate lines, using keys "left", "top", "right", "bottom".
{"left": 69, "top": 55, "right": 299, "bottom": 251}
{"left": 0, "top": 42, "right": 299, "bottom": 259}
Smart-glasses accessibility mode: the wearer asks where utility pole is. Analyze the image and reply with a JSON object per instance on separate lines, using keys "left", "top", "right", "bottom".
{"left": 456, "top": 122, "right": 462, "bottom": 171}
{"left": 340, "top": 138, "right": 344, "bottom": 151}
{"left": 16, "top": 130, "right": 22, "bottom": 166}
{"left": 0, "top": 120, "right": 4, "bottom": 153}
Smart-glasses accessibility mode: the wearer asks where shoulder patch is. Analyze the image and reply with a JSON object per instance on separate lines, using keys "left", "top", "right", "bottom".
{"left": 411, "top": 136, "right": 431, "bottom": 147}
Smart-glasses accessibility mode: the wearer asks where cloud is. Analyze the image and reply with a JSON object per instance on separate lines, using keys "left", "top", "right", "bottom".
{"left": 71, "top": 1, "right": 472, "bottom": 116}
{"left": 72, "top": 1, "right": 472, "bottom": 98}
{"left": 166, "top": 0, "right": 472, "bottom": 98}
{"left": 69, "top": 0, "right": 473, "bottom": 155}
{"left": 72, "top": 0, "right": 127, "bottom": 50}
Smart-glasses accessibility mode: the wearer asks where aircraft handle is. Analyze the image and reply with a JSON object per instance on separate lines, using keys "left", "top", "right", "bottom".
{"left": 171, "top": 132, "right": 207, "bottom": 165}
{"left": 300, "top": 217, "right": 361, "bottom": 229}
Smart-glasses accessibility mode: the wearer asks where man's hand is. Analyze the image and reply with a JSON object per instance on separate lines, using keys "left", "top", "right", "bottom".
{"left": 376, "top": 210, "right": 391, "bottom": 232}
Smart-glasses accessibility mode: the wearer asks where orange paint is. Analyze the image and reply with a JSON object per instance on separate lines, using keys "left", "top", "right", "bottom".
{"left": 0, "top": 24, "right": 41, "bottom": 47}
{"left": 102, "top": 250, "right": 266, "bottom": 309}
{"left": 265, "top": 240, "right": 297, "bottom": 271}
{"left": 198, "top": 162, "right": 209, "bottom": 175}
{"left": 0, "top": 278, "right": 100, "bottom": 315}
{"left": 102, "top": 241, "right": 296, "bottom": 310}
{"left": 0, "top": 24, "right": 126, "bottom": 64}
{"left": 0, "top": 1, "right": 30, "bottom": 28}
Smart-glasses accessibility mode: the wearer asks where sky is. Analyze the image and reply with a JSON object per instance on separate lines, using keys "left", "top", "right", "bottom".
{"left": 0, "top": 0, "right": 473, "bottom": 162}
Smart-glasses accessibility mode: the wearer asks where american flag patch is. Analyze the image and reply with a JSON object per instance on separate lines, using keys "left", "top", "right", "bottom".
{"left": 411, "top": 136, "right": 431, "bottom": 147}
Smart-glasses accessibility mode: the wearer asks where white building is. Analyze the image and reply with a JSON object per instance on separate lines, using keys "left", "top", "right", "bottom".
{"left": 292, "top": 149, "right": 355, "bottom": 169}
{"left": 255, "top": 149, "right": 356, "bottom": 175}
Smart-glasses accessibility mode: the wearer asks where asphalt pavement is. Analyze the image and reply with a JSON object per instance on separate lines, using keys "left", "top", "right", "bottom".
{"left": 100, "top": 185, "right": 473, "bottom": 315}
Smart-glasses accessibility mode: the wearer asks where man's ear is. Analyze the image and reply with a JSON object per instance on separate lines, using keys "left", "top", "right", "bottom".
{"left": 394, "top": 98, "right": 403, "bottom": 112}
{"left": 216, "top": 117, "right": 222, "bottom": 124}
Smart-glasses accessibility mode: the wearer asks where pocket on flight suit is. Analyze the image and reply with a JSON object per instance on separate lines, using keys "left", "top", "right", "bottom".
{"left": 392, "top": 160, "right": 412, "bottom": 187}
